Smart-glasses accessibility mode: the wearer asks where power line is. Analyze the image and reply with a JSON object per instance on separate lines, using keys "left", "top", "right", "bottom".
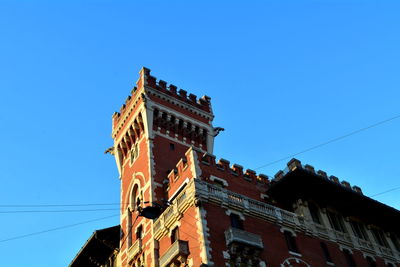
{"left": 0, "top": 203, "right": 120, "bottom": 208}
{"left": 370, "top": 186, "right": 400, "bottom": 197}
{"left": 255, "top": 113, "right": 400, "bottom": 170}
{"left": 0, "top": 214, "right": 119, "bottom": 244}
{"left": 0, "top": 208, "right": 118, "bottom": 214}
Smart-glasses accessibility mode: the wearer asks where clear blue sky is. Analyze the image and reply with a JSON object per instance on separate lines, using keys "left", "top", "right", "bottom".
{"left": 1, "top": 1, "right": 399, "bottom": 266}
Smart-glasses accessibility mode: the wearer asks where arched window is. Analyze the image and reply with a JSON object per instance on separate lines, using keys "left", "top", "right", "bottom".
{"left": 130, "top": 184, "right": 139, "bottom": 210}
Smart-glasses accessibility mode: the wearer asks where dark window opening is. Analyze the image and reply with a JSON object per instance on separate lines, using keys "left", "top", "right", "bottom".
{"left": 371, "top": 228, "right": 389, "bottom": 247}
{"left": 169, "top": 143, "right": 175, "bottom": 151}
{"left": 387, "top": 263, "right": 394, "bottom": 267}
{"left": 327, "top": 211, "right": 347, "bottom": 233}
{"left": 230, "top": 214, "right": 243, "bottom": 230}
{"left": 136, "top": 197, "right": 141, "bottom": 210}
{"left": 366, "top": 256, "right": 377, "bottom": 267}
{"left": 390, "top": 233, "right": 400, "bottom": 251}
{"left": 171, "top": 227, "right": 179, "bottom": 244}
{"left": 309, "top": 203, "right": 321, "bottom": 224}
{"left": 214, "top": 180, "right": 225, "bottom": 188}
{"left": 136, "top": 225, "right": 143, "bottom": 240}
{"left": 284, "top": 231, "right": 299, "bottom": 253}
{"left": 343, "top": 249, "right": 356, "bottom": 267}
{"left": 350, "top": 221, "right": 368, "bottom": 240}
{"left": 320, "top": 242, "right": 333, "bottom": 263}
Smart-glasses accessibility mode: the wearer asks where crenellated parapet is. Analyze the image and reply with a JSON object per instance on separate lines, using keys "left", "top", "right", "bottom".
{"left": 112, "top": 67, "right": 214, "bottom": 141}
{"left": 138, "top": 67, "right": 212, "bottom": 113}
{"left": 112, "top": 86, "right": 145, "bottom": 138}
{"left": 199, "top": 152, "right": 270, "bottom": 185}
{"left": 167, "top": 155, "right": 189, "bottom": 183}
{"left": 274, "top": 158, "right": 363, "bottom": 195}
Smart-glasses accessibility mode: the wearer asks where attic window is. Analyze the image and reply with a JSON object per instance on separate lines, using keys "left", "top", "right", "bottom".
{"left": 209, "top": 176, "right": 228, "bottom": 187}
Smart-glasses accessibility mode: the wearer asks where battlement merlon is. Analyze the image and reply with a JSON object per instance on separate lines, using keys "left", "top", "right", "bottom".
{"left": 138, "top": 67, "right": 212, "bottom": 113}
{"left": 112, "top": 67, "right": 214, "bottom": 134}
{"left": 273, "top": 158, "right": 363, "bottom": 195}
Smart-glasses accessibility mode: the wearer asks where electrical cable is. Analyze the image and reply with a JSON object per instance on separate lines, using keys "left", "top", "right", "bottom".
{"left": 119, "top": 213, "right": 140, "bottom": 251}
{"left": 254, "top": 113, "right": 400, "bottom": 170}
{"left": 0, "top": 208, "right": 118, "bottom": 214}
{"left": 370, "top": 186, "right": 400, "bottom": 197}
{"left": 0, "top": 214, "right": 119, "bottom": 243}
{"left": 0, "top": 203, "right": 120, "bottom": 208}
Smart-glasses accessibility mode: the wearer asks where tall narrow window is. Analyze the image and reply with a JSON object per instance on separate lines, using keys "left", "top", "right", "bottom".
{"left": 320, "top": 242, "right": 333, "bottom": 263}
{"left": 343, "top": 249, "right": 356, "bottom": 267}
{"left": 327, "top": 211, "right": 347, "bottom": 233}
{"left": 284, "top": 231, "right": 299, "bottom": 253}
{"left": 136, "top": 225, "right": 143, "bottom": 240}
{"left": 169, "top": 143, "right": 175, "bottom": 151}
{"left": 230, "top": 214, "right": 243, "bottom": 230}
{"left": 365, "top": 256, "right": 376, "bottom": 267}
{"left": 371, "top": 228, "right": 389, "bottom": 247}
{"left": 127, "top": 209, "right": 133, "bottom": 247}
{"left": 350, "top": 221, "right": 368, "bottom": 240}
{"left": 389, "top": 233, "right": 400, "bottom": 251}
{"left": 309, "top": 203, "right": 321, "bottom": 224}
{"left": 171, "top": 226, "right": 179, "bottom": 244}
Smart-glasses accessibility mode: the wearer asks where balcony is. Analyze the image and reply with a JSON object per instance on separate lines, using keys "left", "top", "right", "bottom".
{"left": 225, "top": 227, "right": 264, "bottom": 249}
{"left": 128, "top": 239, "right": 142, "bottom": 262}
{"left": 159, "top": 240, "right": 189, "bottom": 267}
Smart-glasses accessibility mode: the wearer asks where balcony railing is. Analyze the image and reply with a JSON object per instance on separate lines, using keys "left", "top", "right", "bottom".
{"left": 153, "top": 179, "right": 400, "bottom": 262}
{"left": 159, "top": 240, "right": 189, "bottom": 267}
{"left": 128, "top": 238, "right": 142, "bottom": 262}
{"left": 225, "top": 227, "right": 264, "bottom": 249}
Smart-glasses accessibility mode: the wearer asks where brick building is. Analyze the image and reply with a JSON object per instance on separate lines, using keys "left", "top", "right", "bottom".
{"left": 71, "top": 68, "right": 400, "bottom": 267}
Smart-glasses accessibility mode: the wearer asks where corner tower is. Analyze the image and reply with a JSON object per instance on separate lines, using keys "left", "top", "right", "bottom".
{"left": 111, "top": 67, "right": 216, "bottom": 266}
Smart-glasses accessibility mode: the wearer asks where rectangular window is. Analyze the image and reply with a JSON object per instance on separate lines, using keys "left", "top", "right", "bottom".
{"left": 171, "top": 227, "right": 179, "bottom": 244}
{"left": 284, "top": 231, "right": 299, "bottom": 253}
{"left": 389, "top": 233, "right": 400, "bottom": 251}
{"left": 308, "top": 203, "right": 321, "bottom": 224}
{"left": 371, "top": 228, "right": 388, "bottom": 247}
{"left": 343, "top": 249, "right": 357, "bottom": 267}
{"left": 320, "top": 242, "right": 333, "bottom": 263}
{"left": 230, "top": 214, "right": 243, "bottom": 230}
{"left": 136, "top": 225, "right": 143, "bottom": 240}
{"left": 169, "top": 143, "right": 175, "bottom": 151}
{"left": 327, "top": 211, "right": 347, "bottom": 233}
{"left": 350, "top": 221, "right": 368, "bottom": 240}
{"left": 366, "top": 256, "right": 377, "bottom": 267}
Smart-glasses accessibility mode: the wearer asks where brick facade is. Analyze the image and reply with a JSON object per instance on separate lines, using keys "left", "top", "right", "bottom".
{"left": 72, "top": 67, "right": 400, "bottom": 267}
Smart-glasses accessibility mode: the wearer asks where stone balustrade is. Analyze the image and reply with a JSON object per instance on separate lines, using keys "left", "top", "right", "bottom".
{"left": 153, "top": 178, "right": 400, "bottom": 262}
{"left": 159, "top": 240, "right": 189, "bottom": 267}
{"left": 128, "top": 238, "right": 142, "bottom": 262}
